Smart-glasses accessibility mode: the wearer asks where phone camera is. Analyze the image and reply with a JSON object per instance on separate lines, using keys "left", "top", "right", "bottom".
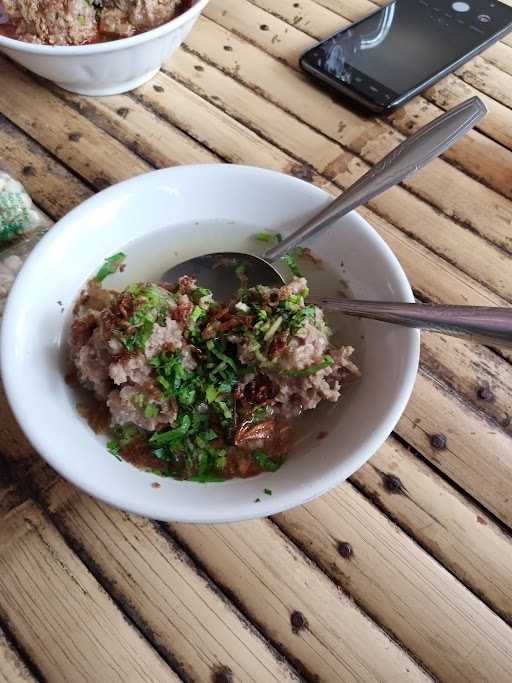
{"left": 478, "top": 13, "right": 491, "bottom": 22}
{"left": 452, "top": 2, "right": 470, "bottom": 11}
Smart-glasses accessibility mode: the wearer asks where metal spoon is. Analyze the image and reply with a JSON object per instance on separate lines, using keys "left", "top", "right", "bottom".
{"left": 162, "top": 97, "right": 512, "bottom": 347}
{"left": 309, "top": 298, "right": 512, "bottom": 348}
{"left": 163, "top": 97, "right": 485, "bottom": 295}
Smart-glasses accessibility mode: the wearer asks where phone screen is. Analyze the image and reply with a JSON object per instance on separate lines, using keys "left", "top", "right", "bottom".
{"left": 301, "top": 0, "right": 512, "bottom": 106}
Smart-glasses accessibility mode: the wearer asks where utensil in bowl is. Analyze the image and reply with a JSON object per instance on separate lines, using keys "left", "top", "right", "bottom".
{"left": 162, "top": 97, "right": 486, "bottom": 299}
{"left": 310, "top": 298, "right": 512, "bottom": 348}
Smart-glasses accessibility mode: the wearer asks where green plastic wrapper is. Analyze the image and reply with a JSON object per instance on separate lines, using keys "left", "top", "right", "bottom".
{"left": 0, "top": 170, "right": 46, "bottom": 244}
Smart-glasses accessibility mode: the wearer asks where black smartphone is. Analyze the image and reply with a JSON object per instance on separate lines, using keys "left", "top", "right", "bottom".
{"left": 299, "top": 0, "right": 512, "bottom": 114}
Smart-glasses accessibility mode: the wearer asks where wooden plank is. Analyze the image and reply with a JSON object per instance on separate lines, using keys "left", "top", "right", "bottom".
{"left": 350, "top": 436, "right": 512, "bottom": 624}
{"left": 0, "top": 502, "right": 178, "bottom": 683}
{"left": 183, "top": 16, "right": 512, "bottom": 301}
{"left": 426, "top": 73, "right": 512, "bottom": 150}
{"left": 397, "top": 371, "right": 512, "bottom": 527}
{"left": 274, "top": 484, "right": 512, "bottom": 683}
{"left": 0, "top": 627, "right": 37, "bottom": 683}
{"left": 388, "top": 97, "right": 512, "bottom": 199}
{"left": 363, "top": 213, "right": 511, "bottom": 366}
{"left": 419, "top": 332, "right": 512, "bottom": 430}
{"left": 135, "top": 72, "right": 327, "bottom": 180}
{"left": 484, "top": 41, "right": 512, "bottom": 77}
{"left": 168, "top": 519, "right": 433, "bottom": 682}
{"left": 456, "top": 56, "right": 512, "bottom": 110}
{"left": 54, "top": 87, "right": 219, "bottom": 168}
{"left": 0, "top": 57, "right": 149, "bottom": 187}
{"left": 356, "top": 207, "right": 508, "bottom": 308}
{"left": 233, "top": 0, "right": 512, "bottom": 249}
{"left": 0, "top": 115, "right": 91, "bottom": 220}
{"left": 36, "top": 478, "right": 301, "bottom": 683}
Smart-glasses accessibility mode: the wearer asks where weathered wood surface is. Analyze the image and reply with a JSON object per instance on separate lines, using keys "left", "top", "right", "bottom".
{"left": 1, "top": 0, "right": 511, "bottom": 680}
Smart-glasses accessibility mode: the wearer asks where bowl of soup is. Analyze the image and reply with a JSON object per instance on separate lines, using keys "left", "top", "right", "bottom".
{"left": 0, "top": 165, "right": 420, "bottom": 522}
{"left": 0, "top": 0, "right": 210, "bottom": 95}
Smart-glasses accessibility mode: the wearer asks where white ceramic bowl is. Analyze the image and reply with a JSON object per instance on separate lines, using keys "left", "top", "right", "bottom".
{"left": 0, "top": 0, "right": 209, "bottom": 95}
{"left": 1, "top": 165, "right": 419, "bottom": 522}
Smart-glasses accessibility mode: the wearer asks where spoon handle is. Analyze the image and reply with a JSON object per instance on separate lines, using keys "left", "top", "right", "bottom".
{"left": 312, "top": 298, "right": 512, "bottom": 348}
{"left": 265, "top": 96, "right": 487, "bottom": 261}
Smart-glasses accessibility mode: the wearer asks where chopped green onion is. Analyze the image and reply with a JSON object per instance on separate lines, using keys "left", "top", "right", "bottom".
{"left": 255, "top": 230, "right": 282, "bottom": 243}
{"left": 152, "top": 447, "right": 176, "bottom": 462}
{"left": 149, "top": 414, "right": 191, "bottom": 446}
{"left": 215, "top": 450, "right": 227, "bottom": 470}
{"left": 144, "top": 403, "right": 159, "bottom": 418}
{"left": 189, "top": 305, "right": 205, "bottom": 323}
{"left": 189, "top": 473, "right": 226, "bottom": 483}
{"left": 95, "top": 252, "right": 125, "bottom": 282}
{"left": 132, "top": 393, "right": 146, "bottom": 409}
{"left": 107, "top": 440, "right": 121, "bottom": 460}
{"left": 253, "top": 450, "right": 283, "bottom": 472}
{"left": 120, "top": 424, "right": 138, "bottom": 446}
{"left": 280, "top": 252, "right": 303, "bottom": 278}
{"left": 215, "top": 400, "right": 233, "bottom": 420}
{"left": 263, "top": 316, "right": 282, "bottom": 342}
{"left": 285, "top": 355, "right": 334, "bottom": 377}
{"left": 264, "top": 488, "right": 272, "bottom": 496}
{"left": 177, "top": 386, "right": 196, "bottom": 407}
{"left": 205, "top": 385, "right": 218, "bottom": 403}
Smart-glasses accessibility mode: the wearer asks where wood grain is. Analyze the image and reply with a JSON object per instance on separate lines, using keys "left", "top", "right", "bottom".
{"left": 351, "top": 437, "right": 512, "bottom": 624}
{"left": 0, "top": 627, "right": 37, "bottom": 683}
{"left": 274, "top": 484, "right": 512, "bottom": 682}
{"left": 37, "top": 478, "right": 302, "bottom": 683}
{"left": 55, "top": 87, "right": 219, "bottom": 168}
{"left": 0, "top": 116, "right": 91, "bottom": 221}
{"left": 169, "top": 519, "right": 433, "bottom": 682}
{"left": 0, "top": 57, "right": 149, "bottom": 188}
{"left": 397, "top": 371, "right": 512, "bottom": 527}
{"left": 0, "top": 502, "right": 177, "bottom": 682}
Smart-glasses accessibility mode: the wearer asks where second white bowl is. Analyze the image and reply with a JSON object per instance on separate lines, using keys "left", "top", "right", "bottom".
{"left": 0, "top": 0, "right": 210, "bottom": 95}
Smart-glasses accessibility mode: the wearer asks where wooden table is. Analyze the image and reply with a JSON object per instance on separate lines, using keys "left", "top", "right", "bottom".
{"left": 1, "top": 0, "right": 512, "bottom": 680}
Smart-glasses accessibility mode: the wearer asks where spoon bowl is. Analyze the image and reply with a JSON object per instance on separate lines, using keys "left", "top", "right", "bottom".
{"left": 161, "top": 252, "right": 283, "bottom": 299}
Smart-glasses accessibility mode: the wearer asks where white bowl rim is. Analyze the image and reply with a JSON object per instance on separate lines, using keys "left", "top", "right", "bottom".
{"left": 1, "top": 164, "right": 420, "bottom": 522}
{"left": 0, "top": 0, "right": 209, "bottom": 54}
